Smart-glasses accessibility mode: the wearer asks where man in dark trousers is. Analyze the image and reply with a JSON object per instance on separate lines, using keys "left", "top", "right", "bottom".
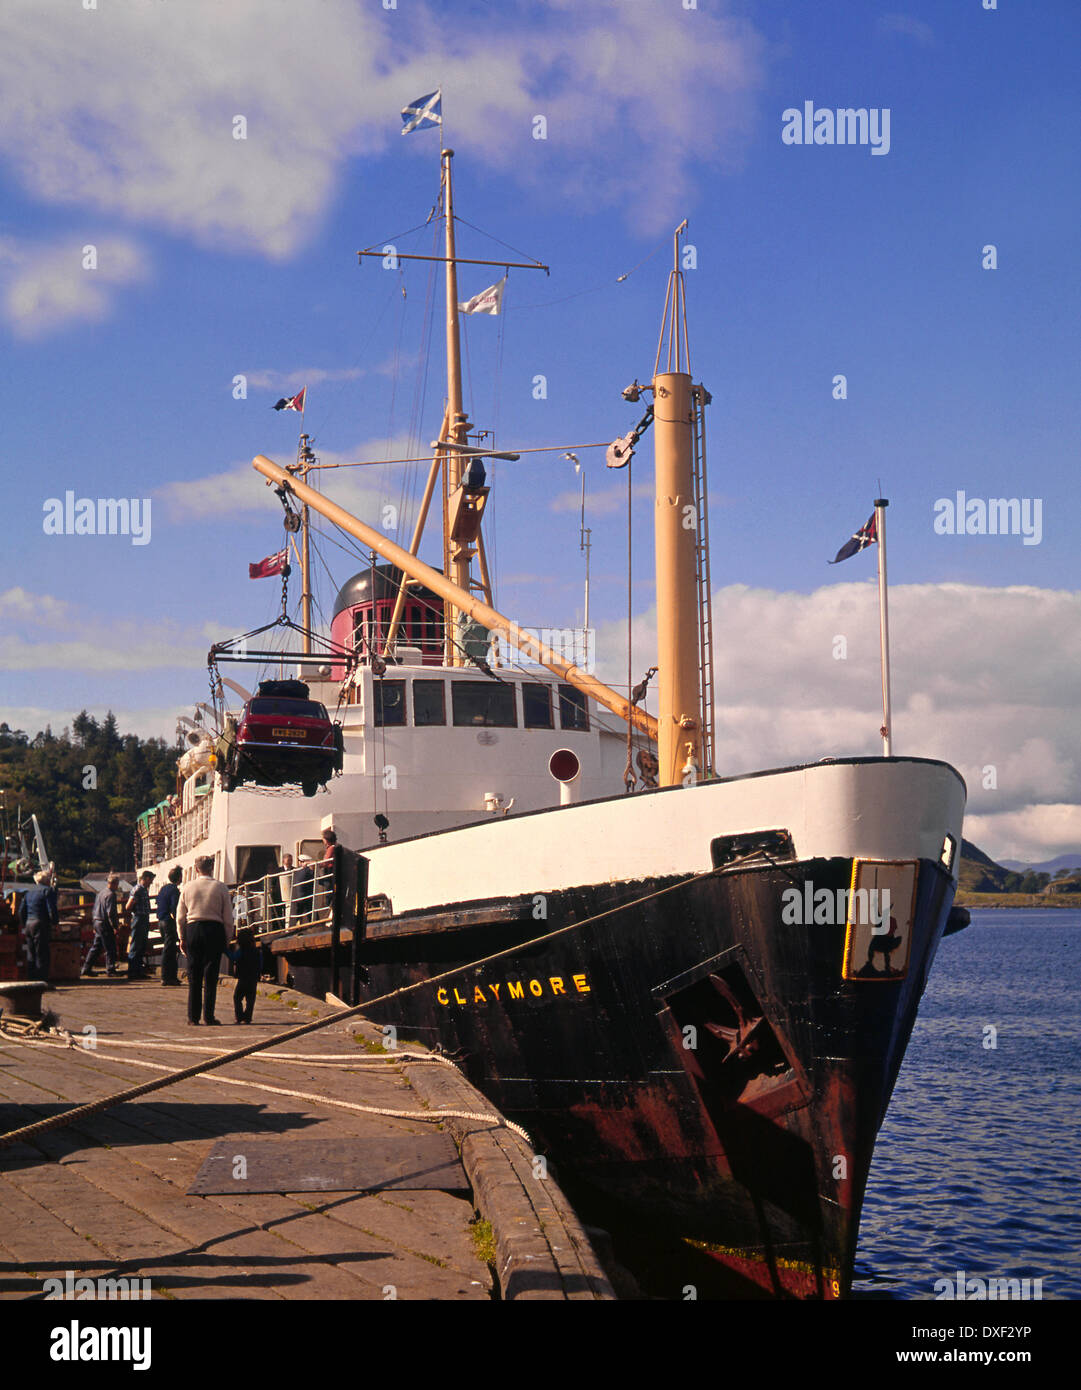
{"left": 177, "top": 855, "right": 234, "bottom": 1025}
{"left": 156, "top": 865, "right": 183, "bottom": 986}
{"left": 83, "top": 874, "right": 122, "bottom": 977}
{"left": 19, "top": 869, "right": 58, "bottom": 981}
{"left": 124, "top": 870, "right": 154, "bottom": 979}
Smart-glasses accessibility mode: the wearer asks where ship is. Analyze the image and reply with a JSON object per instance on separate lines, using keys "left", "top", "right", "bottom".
{"left": 136, "top": 143, "right": 967, "bottom": 1299}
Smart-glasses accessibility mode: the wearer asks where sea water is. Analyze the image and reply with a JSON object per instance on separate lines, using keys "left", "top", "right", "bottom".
{"left": 853, "top": 910, "right": 1081, "bottom": 1299}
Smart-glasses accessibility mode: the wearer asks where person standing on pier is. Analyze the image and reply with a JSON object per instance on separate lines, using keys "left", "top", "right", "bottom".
{"left": 156, "top": 865, "right": 183, "bottom": 987}
{"left": 275, "top": 852, "right": 294, "bottom": 929}
{"left": 317, "top": 829, "right": 338, "bottom": 916}
{"left": 228, "top": 926, "right": 261, "bottom": 1024}
{"left": 177, "top": 856, "right": 234, "bottom": 1026}
{"left": 82, "top": 874, "right": 121, "bottom": 977}
{"left": 19, "top": 869, "right": 58, "bottom": 981}
{"left": 125, "top": 870, "right": 154, "bottom": 979}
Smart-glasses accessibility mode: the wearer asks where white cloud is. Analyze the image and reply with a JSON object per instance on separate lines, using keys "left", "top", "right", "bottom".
{"left": 963, "top": 805, "right": 1081, "bottom": 863}
{"left": 0, "top": 0, "right": 765, "bottom": 258}
{"left": 594, "top": 581, "right": 1081, "bottom": 862}
{"left": 0, "top": 588, "right": 234, "bottom": 674}
{"left": 244, "top": 367, "right": 367, "bottom": 392}
{"left": 551, "top": 481, "right": 653, "bottom": 515}
{"left": 0, "top": 587, "right": 74, "bottom": 626}
{"left": 0, "top": 236, "right": 147, "bottom": 337}
{"left": 878, "top": 13, "right": 936, "bottom": 46}
{"left": 156, "top": 435, "right": 422, "bottom": 527}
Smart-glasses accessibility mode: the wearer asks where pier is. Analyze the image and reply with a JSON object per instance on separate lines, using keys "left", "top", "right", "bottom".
{"left": 0, "top": 978, "right": 612, "bottom": 1301}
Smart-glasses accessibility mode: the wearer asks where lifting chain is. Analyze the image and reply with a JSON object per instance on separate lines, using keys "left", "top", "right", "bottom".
{"left": 280, "top": 553, "right": 291, "bottom": 621}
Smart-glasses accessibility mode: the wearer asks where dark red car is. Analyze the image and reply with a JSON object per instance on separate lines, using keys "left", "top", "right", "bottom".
{"left": 216, "top": 680, "right": 343, "bottom": 796}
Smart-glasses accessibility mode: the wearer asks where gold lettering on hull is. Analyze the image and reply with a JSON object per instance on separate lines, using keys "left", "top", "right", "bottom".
{"left": 436, "top": 972, "right": 592, "bottom": 1008}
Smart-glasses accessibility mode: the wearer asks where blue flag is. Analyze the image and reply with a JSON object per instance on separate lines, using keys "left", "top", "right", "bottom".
{"left": 401, "top": 91, "right": 442, "bottom": 135}
{"left": 829, "top": 513, "right": 877, "bottom": 564}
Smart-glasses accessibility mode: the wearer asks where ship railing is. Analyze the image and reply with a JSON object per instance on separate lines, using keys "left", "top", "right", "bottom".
{"left": 231, "top": 862, "right": 333, "bottom": 940}
{"left": 160, "top": 797, "right": 213, "bottom": 860}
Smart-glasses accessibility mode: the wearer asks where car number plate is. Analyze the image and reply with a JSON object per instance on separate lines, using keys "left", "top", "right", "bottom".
{"left": 272, "top": 727, "right": 306, "bottom": 738}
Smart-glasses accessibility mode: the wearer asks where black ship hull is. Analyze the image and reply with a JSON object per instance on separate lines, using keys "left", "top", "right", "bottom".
{"left": 277, "top": 840, "right": 958, "bottom": 1299}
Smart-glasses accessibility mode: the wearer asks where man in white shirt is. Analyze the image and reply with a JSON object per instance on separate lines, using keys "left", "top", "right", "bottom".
{"left": 177, "top": 856, "right": 234, "bottom": 1026}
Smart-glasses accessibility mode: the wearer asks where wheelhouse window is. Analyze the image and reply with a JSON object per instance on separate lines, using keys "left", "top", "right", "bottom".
{"left": 558, "top": 683, "right": 589, "bottom": 732}
{"left": 374, "top": 679, "right": 406, "bottom": 727}
{"left": 522, "top": 683, "right": 553, "bottom": 729}
{"left": 414, "top": 679, "right": 446, "bottom": 726}
{"left": 452, "top": 680, "right": 517, "bottom": 728}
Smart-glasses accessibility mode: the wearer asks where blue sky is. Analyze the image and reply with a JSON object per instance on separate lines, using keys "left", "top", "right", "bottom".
{"left": 1, "top": 0, "right": 1078, "bottom": 862}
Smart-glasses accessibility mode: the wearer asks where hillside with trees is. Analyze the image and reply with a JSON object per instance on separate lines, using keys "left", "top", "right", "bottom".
{"left": 0, "top": 714, "right": 178, "bottom": 880}
{"left": 957, "top": 839, "right": 1081, "bottom": 907}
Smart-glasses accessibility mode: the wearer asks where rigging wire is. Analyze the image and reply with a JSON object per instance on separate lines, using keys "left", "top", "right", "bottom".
{"left": 401, "top": 221, "right": 442, "bottom": 540}
{"left": 301, "top": 277, "right": 400, "bottom": 445}
{"left": 513, "top": 234, "right": 669, "bottom": 312}
{"left": 449, "top": 215, "right": 545, "bottom": 270}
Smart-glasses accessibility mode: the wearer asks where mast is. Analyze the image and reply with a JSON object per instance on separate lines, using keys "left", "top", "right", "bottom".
{"left": 361, "top": 147, "right": 547, "bottom": 663}
{"left": 652, "top": 223, "right": 702, "bottom": 788}
{"left": 441, "top": 149, "right": 471, "bottom": 664}
{"left": 290, "top": 434, "right": 316, "bottom": 655}
{"left": 252, "top": 454, "right": 658, "bottom": 741}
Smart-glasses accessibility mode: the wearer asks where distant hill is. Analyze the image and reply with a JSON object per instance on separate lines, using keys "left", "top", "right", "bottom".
{"left": 958, "top": 838, "right": 1019, "bottom": 893}
{"left": 950, "top": 834, "right": 1067, "bottom": 900}
{"left": 1000, "top": 852, "right": 1081, "bottom": 875}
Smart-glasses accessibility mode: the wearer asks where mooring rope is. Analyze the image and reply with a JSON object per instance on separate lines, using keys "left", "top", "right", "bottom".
{"left": 2, "top": 1034, "right": 531, "bottom": 1141}
{"left": 34, "top": 1035, "right": 455, "bottom": 1065}
{"left": 0, "top": 862, "right": 727, "bottom": 1151}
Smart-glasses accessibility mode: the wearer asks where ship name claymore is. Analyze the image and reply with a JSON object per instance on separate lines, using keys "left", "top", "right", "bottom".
{"left": 438, "top": 973, "right": 591, "bottom": 1007}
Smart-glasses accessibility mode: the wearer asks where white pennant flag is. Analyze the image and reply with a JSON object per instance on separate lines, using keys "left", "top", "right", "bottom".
{"left": 459, "top": 276, "right": 507, "bottom": 316}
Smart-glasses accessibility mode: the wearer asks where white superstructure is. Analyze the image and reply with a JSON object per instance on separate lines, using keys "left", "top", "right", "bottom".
{"left": 141, "top": 661, "right": 634, "bottom": 885}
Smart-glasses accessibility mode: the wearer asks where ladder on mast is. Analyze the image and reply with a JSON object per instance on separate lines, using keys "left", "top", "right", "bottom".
{"left": 691, "top": 383, "right": 715, "bottom": 777}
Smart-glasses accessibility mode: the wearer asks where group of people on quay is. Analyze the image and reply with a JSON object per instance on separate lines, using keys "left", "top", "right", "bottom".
{"left": 9, "top": 828, "right": 341, "bottom": 1027}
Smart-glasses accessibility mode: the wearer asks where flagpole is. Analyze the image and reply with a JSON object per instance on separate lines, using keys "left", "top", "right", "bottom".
{"left": 875, "top": 497, "right": 892, "bottom": 755}
{"left": 441, "top": 146, "right": 470, "bottom": 664}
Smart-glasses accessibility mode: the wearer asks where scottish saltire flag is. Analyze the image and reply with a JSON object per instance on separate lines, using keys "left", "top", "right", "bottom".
{"left": 249, "top": 548, "right": 289, "bottom": 580}
{"left": 830, "top": 513, "right": 877, "bottom": 564}
{"left": 459, "top": 276, "right": 506, "bottom": 316}
{"left": 272, "top": 387, "right": 306, "bottom": 413}
{"left": 401, "top": 90, "right": 442, "bottom": 135}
